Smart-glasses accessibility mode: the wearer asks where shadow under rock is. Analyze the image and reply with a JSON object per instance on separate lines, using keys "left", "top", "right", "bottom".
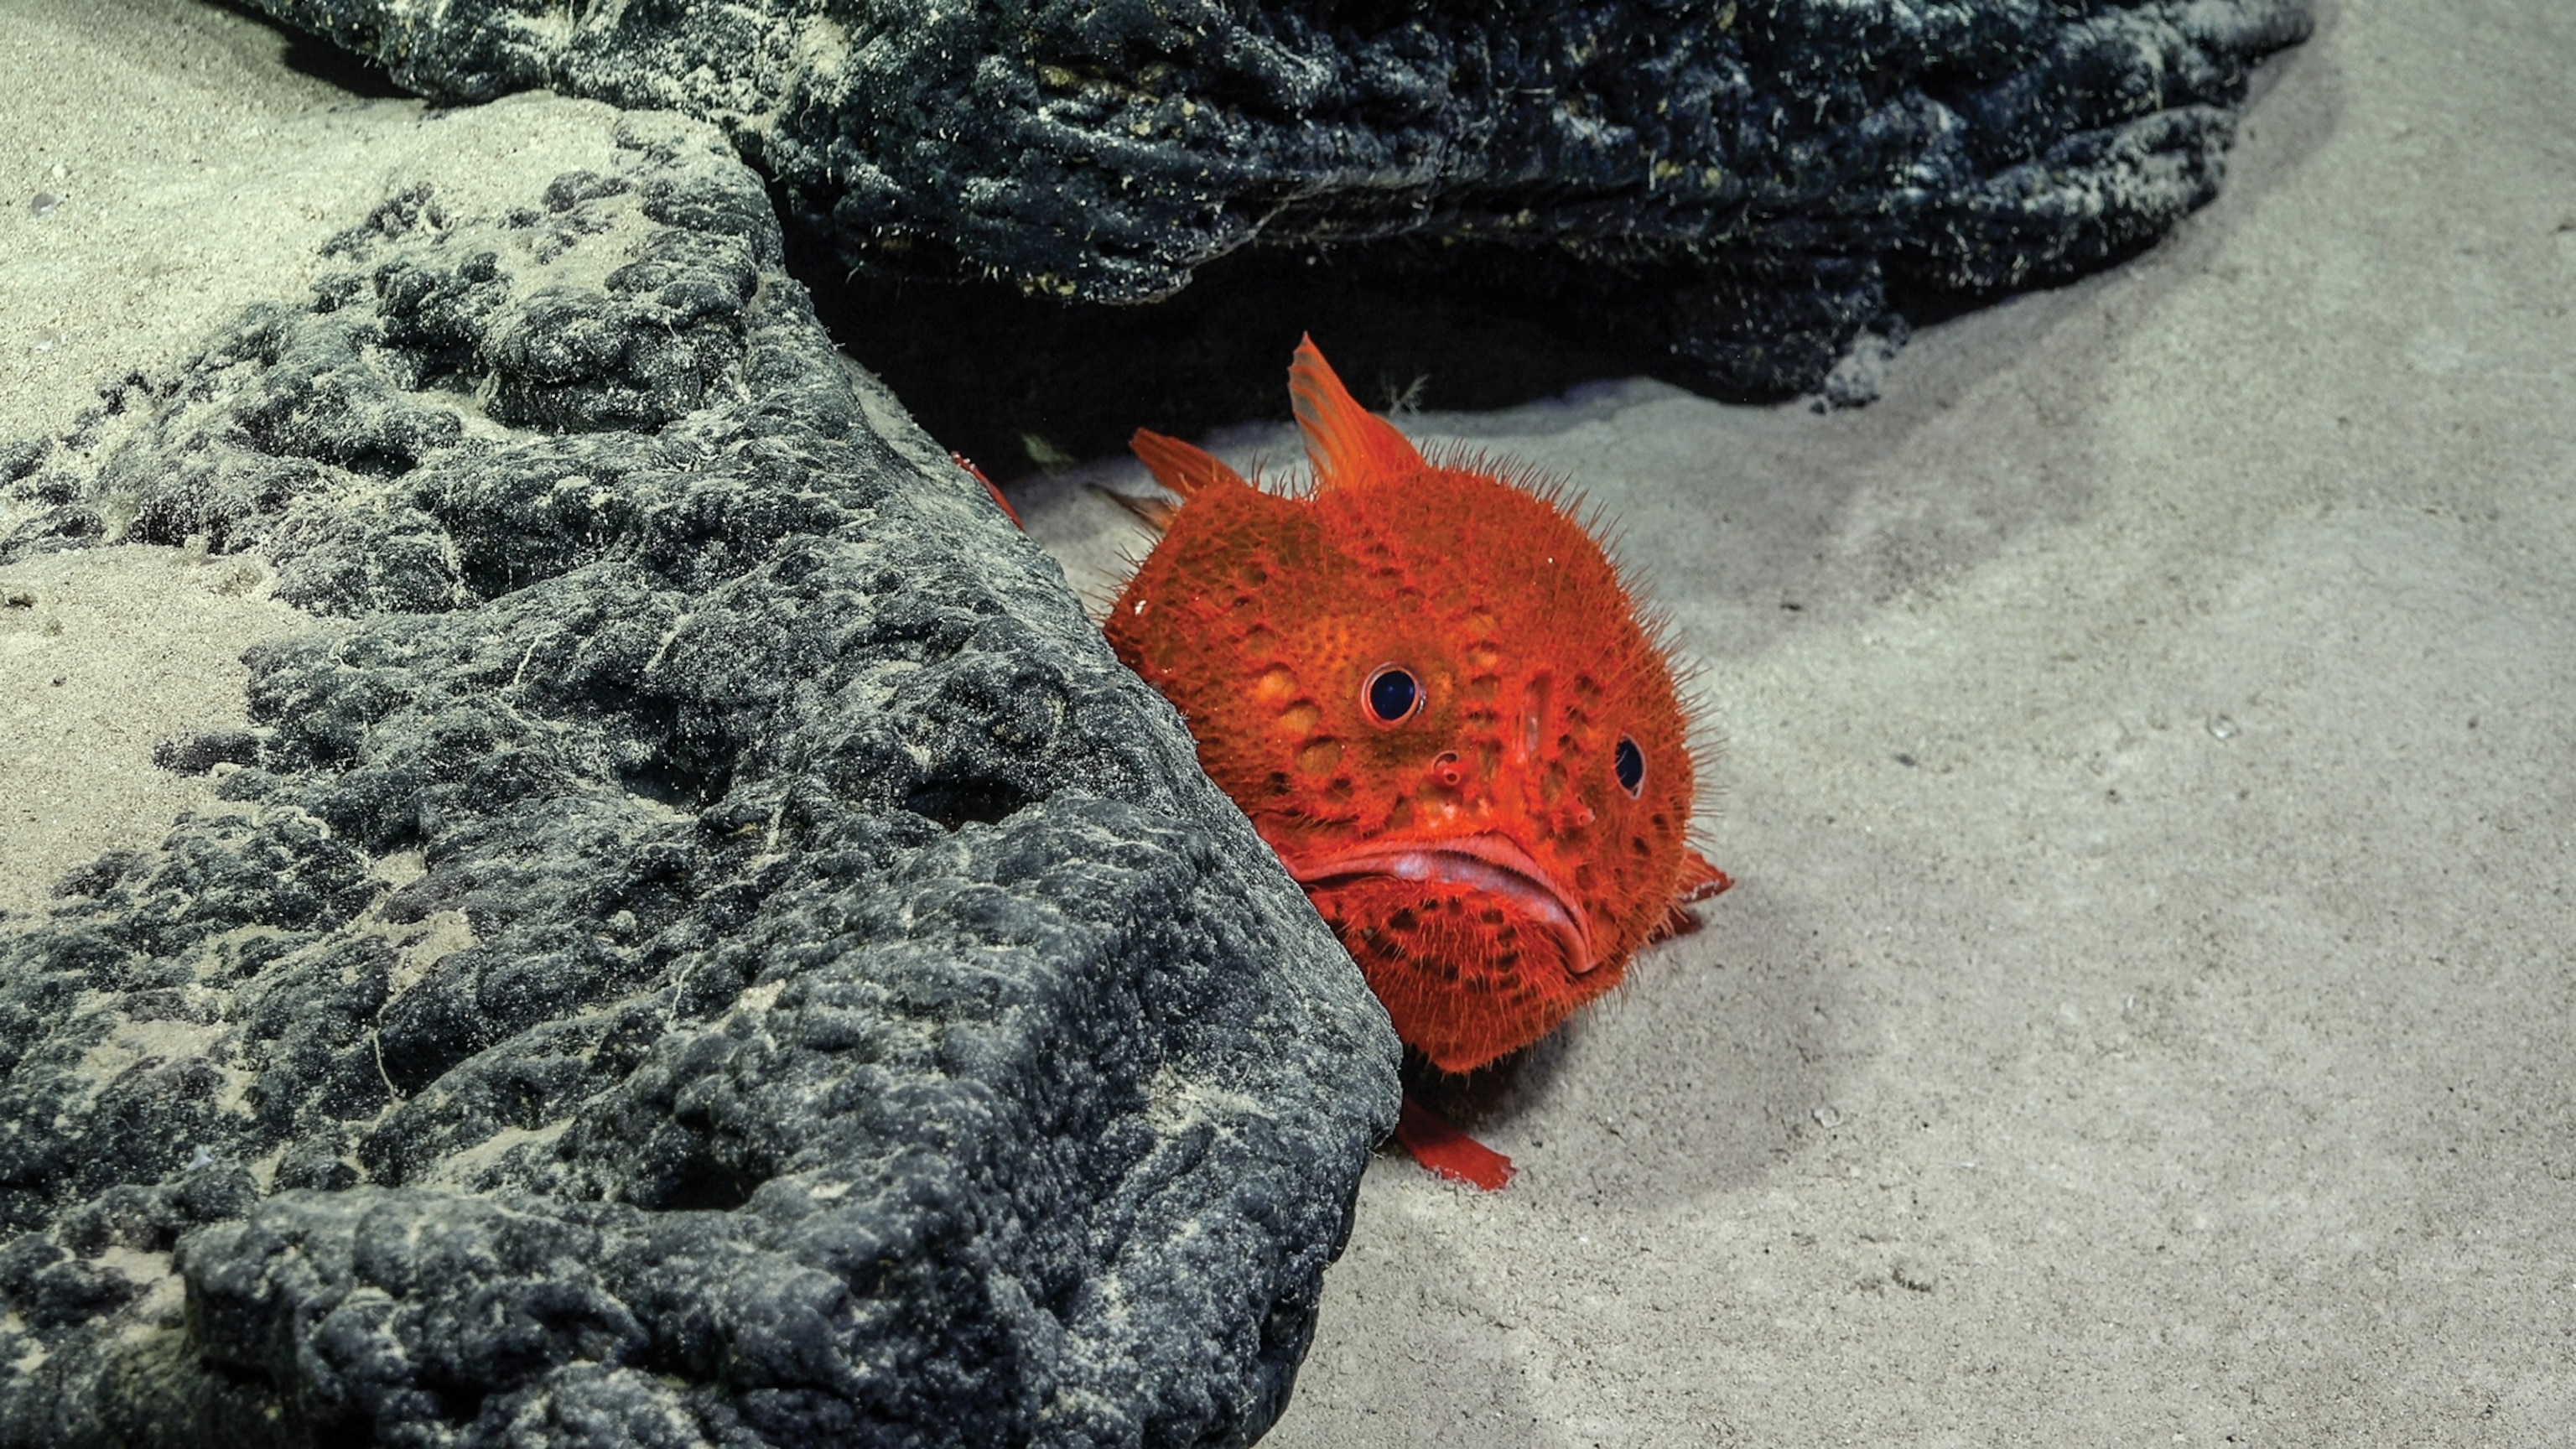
{"left": 789, "top": 24, "right": 2329, "bottom": 495}
{"left": 206, "top": 0, "right": 413, "bottom": 97}
{"left": 801, "top": 230, "right": 1733, "bottom": 479}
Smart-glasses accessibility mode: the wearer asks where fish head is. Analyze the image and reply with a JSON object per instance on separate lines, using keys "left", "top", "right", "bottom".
{"left": 1240, "top": 470, "right": 1711, "bottom": 1072}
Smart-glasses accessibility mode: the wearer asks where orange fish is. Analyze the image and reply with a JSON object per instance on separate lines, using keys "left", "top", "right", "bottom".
{"left": 1106, "top": 337, "right": 1730, "bottom": 1171}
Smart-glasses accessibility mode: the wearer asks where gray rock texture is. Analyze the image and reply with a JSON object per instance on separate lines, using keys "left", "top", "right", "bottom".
{"left": 0, "top": 105, "right": 1397, "bottom": 1448}
{"left": 242, "top": 0, "right": 2307, "bottom": 396}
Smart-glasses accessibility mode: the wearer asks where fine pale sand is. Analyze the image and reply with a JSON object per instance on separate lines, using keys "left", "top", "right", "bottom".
{"left": 8, "top": 0, "right": 2575, "bottom": 1443}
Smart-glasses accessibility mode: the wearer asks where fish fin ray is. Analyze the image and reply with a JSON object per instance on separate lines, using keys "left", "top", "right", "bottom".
{"left": 1091, "top": 485, "right": 1182, "bottom": 534}
{"left": 1290, "top": 334, "right": 1425, "bottom": 491}
{"left": 952, "top": 453, "right": 1022, "bottom": 529}
{"left": 1130, "top": 428, "right": 1248, "bottom": 502}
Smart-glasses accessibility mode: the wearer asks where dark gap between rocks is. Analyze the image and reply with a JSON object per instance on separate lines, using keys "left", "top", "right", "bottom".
{"left": 791, "top": 221, "right": 1711, "bottom": 477}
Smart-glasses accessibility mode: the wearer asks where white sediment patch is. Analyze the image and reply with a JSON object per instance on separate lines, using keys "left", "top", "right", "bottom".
{"left": 0, "top": 548, "right": 308, "bottom": 924}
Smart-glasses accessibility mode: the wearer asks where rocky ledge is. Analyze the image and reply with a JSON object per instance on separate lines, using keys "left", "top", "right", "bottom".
{"left": 243, "top": 0, "right": 2309, "bottom": 396}
{"left": 0, "top": 100, "right": 1396, "bottom": 1449}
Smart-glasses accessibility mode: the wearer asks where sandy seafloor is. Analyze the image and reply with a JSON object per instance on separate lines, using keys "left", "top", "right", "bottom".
{"left": 5, "top": 0, "right": 2573, "bottom": 1442}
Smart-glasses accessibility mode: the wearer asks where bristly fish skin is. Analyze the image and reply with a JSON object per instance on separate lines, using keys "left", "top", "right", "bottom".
{"left": 1108, "top": 335, "right": 1729, "bottom": 1076}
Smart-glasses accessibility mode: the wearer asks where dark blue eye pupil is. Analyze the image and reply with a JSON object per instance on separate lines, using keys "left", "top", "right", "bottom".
{"left": 1614, "top": 736, "right": 1644, "bottom": 795}
{"left": 1366, "top": 667, "right": 1420, "bottom": 723}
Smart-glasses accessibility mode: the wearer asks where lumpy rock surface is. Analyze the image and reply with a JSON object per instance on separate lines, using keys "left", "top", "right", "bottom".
{"left": 0, "top": 101, "right": 1397, "bottom": 1448}
{"left": 239, "top": 0, "right": 2307, "bottom": 393}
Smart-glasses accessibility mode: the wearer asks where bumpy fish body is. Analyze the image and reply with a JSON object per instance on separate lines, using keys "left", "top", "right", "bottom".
{"left": 1108, "top": 339, "right": 1727, "bottom": 1077}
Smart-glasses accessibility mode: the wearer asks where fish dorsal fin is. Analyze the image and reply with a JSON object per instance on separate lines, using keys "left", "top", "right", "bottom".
{"left": 1130, "top": 428, "right": 1250, "bottom": 508}
{"left": 1288, "top": 334, "right": 1426, "bottom": 491}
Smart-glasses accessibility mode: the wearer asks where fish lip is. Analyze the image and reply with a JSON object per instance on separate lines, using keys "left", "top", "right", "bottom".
{"left": 1275, "top": 832, "right": 1599, "bottom": 975}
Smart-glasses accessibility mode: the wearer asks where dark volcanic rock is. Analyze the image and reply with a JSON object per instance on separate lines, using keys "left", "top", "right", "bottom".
{"left": 0, "top": 104, "right": 1396, "bottom": 1448}
{"left": 241, "top": 0, "right": 2306, "bottom": 399}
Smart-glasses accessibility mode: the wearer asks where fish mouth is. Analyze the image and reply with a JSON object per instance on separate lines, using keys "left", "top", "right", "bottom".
{"left": 1275, "top": 833, "right": 1598, "bottom": 976}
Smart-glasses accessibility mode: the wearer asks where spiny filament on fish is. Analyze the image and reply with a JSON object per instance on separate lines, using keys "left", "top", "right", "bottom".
{"left": 1104, "top": 335, "right": 1732, "bottom": 1187}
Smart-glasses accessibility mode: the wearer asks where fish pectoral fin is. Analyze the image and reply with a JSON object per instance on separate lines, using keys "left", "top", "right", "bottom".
{"left": 1129, "top": 428, "right": 1248, "bottom": 503}
{"left": 1646, "top": 848, "right": 1733, "bottom": 944}
{"left": 1090, "top": 485, "right": 1182, "bottom": 534}
{"left": 1647, "top": 901, "right": 1704, "bottom": 945}
{"left": 1289, "top": 334, "right": 1427, "bottom": 491}
{"left": 1392, "top": 1095, "right": 1515, "bottom": 1191}
{"left": 1675, "top": 848, "right": 1733, "bottom": 903}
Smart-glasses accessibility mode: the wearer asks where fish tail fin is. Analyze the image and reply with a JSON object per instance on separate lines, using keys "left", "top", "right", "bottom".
{"left": 1129, "top": 428, "right": 1248, "bottom": 504}
{"left": 1289, "top": 334, "right": 1426, "bottom": 491}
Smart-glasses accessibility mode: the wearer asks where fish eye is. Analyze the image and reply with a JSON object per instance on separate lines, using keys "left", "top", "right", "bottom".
{"left": 1363, "top": 664, "right": 1423, "bottom": 725}
{"left": 1614, "top": 736, "right": 1645, "bottom": 797}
